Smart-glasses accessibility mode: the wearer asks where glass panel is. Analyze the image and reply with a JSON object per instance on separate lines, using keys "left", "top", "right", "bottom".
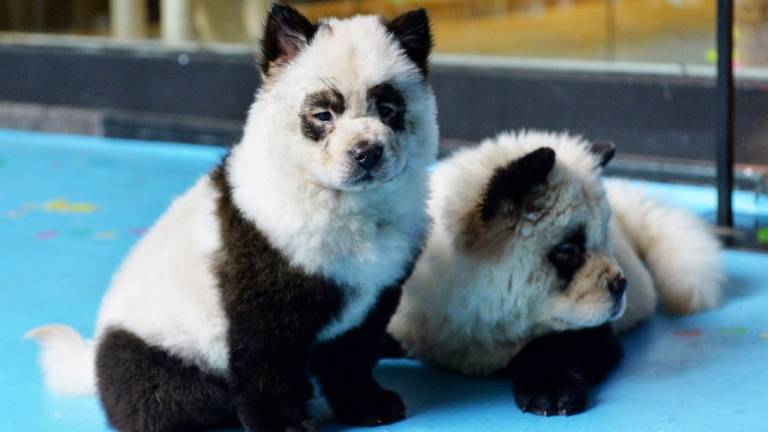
{"left": 1, "top": 0, "right": 765, "bottom": 69}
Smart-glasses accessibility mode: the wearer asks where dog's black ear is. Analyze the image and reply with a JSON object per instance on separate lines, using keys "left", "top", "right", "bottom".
{"left": 261, "top": 4, "right": 317, "bottom": 75}
{"left": 386, "top": 9, "right": 433, "bottom": 77}
{"left": 480, "top": 147, "right": 556, "bottom": 223}
{"left": 589, "top": 140, "right": 616, "bottom": 169}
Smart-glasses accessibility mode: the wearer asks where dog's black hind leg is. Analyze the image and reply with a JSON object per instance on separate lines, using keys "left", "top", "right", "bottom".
{"left": 503, "top": 323, "right": 623, "bottom": 416}
{"left": 96, "top": 328, "right": 237, "bottom": 432}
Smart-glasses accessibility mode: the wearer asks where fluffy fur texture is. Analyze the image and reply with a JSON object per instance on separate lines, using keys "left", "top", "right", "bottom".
{"left": 606, "top": 180, "right": 723, "bottom": 319}
{"left": 28, "top": 5, "right": 438, "bottom": 432}
{"left": 24, "top": 325, "right": 96, "bottom": 395}
{"left": 388, "top": 130, "right": 723, "bottom": 414}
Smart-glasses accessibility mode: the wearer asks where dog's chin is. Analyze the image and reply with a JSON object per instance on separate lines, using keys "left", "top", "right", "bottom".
{"left": 552, "top": 310, "right": 615, "bottom": 330}
{"left": 342, "top": 161, "right": 408, "bottom": 192}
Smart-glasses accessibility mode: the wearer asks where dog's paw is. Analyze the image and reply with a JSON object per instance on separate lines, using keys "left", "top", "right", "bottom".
{"left": 335, "top": 389, "right": 406, "bottom": 426}
{"left": 239, "top": 407, "right": 316, "bottom": 432}
{"left": 512, "top": 369, "right": 589, "bottom": 416}
{"left": 285, "top": 419, "right": 319, "bottom": 432}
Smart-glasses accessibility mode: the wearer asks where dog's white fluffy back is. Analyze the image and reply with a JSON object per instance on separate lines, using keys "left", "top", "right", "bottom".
{"left": 608, "top": 180, "right": 723, "bottom": 320}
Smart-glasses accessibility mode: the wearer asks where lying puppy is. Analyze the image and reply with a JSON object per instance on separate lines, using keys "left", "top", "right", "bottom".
{"left": 388, "top": 130, "right": 722, "bottom": 416}
{"left": 28, "top": 5, "right": 438, "bottom": 431}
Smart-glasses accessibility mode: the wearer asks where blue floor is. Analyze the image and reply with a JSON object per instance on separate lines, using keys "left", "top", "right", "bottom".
{"left": 2, "top": 129, "right": 767, "bottom": 432}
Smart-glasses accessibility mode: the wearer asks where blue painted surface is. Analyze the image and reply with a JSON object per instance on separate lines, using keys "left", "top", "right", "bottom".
{"left": 1, "top": 129, "right": 766, "bottom": 432}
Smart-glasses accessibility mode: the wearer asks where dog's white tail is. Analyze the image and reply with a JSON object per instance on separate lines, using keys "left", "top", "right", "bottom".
{"left": 606, "top": 180, "right": 723, "bottom": 315}
{"left": 25, "top": 325, "right": 97, "bottom": 396}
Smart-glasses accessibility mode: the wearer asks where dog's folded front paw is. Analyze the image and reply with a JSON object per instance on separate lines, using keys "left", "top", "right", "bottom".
{"left": 239, "top": 406, "right": 317, "bottom": 432}
{"left": 334, "top": 389, "right": 406, "bottom": 426}
{"left": 243, "top": 419, "right": 318, "bottom": 432}
{"left": 284, "top": 419, "right": 319, "bottom": 432}
{"left": 512, "top": 369, "right": 589, "bottom": 416}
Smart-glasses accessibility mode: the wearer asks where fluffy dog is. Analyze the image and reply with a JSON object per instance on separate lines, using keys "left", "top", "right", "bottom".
{"left": 28, "top": 5, "right": 437, "bottom": 431}
{"left": 388, "top": 130, "right": 722, "bottom": 416}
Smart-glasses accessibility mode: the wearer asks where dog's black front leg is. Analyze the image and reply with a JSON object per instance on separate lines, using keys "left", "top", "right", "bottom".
{"left": 504, "top": 323, "right": 623, "bottom": 416}
{"left": 227, "top": 291, "right": 331, "bottom": 432}
{"left": 311, "top": 287, "right": 406, "bottom": 426}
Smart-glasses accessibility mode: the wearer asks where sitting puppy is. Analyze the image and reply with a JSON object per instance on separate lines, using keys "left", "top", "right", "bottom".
{"left": 388, "top": 130, "right": 722, "bottom": 416}
{"left": 28, "top": 5, "right": 438, "bottom": 431}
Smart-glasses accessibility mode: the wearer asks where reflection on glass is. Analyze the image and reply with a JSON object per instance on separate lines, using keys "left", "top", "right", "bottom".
{"left": 0, "top": 0, "right": 765, "bottom": 67}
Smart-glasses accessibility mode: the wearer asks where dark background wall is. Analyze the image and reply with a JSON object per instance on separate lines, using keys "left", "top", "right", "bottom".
{"left": 1, "top": 43, "right": 767, "bottom": 166}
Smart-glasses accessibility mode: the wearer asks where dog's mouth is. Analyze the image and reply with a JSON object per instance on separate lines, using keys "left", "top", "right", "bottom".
{"left": 353, "top": 170, "right": 378, "bottom": 184}
{"left": 609, "top": 295, "right": 626, "bottom": 320}
{"left": 345, "top": 159, "right": 407, "bottom": 190}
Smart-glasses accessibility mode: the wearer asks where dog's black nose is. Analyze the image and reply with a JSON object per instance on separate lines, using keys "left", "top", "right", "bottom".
{"left": 349, "top": 142, "right": 383, "bottom": 171}
{"left": 608, "top": 275, "right": 627, "bottom": 298}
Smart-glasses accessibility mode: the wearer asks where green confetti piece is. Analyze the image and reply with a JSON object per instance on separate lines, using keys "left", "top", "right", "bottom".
{"left": 94, "top": 230, "right": 116, "bottom": 240}
{"left": 719, "top": 327, "right": 748, "bottom": 336}
{"left": 757, "top": 228, "right": 768, "bottom": 244}
{"left": 70, "top": 228, "right": 93, "bottom": 238}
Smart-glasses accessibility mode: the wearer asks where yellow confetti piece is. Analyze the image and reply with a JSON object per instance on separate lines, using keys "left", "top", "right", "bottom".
{"left": 760, "top": 332, "right": 768, "bottom": 340}
{"left": 44, "top": 199, "right": 97, "bottom": 214}
{"left": 94, "top": 230, "right": 116, "bottom": 240}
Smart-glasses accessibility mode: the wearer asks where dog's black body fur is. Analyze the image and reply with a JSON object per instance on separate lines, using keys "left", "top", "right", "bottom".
{"left": 96, "top": 163, "right": 419, "bottom": 432}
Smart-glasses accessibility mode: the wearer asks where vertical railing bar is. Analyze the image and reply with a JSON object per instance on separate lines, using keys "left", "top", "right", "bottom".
{"left": 716, "top": 0, "right": 735, "bottom": 227}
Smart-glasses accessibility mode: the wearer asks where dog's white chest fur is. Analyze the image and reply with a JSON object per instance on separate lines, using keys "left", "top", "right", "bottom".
{"left": 316, "top": 211, "right": 423, "bottom": 341}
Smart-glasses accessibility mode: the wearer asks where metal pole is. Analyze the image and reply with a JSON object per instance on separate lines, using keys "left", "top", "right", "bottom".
{"left": 716, "top": 0, "right": 734, "bottom": 227}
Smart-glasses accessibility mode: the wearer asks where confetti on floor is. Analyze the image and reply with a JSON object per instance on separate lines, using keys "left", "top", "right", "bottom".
{"left": 128, "top": 227, "right": 148, "bottom": 236}
{"left": 672, "top": 329, "right": 702, "bottom": 338}
{"left": 93, "top": 230, "right": 116, "bottom": 240}
{"left": 719, "top": 327, "right": 749, "bottom": 336}
{"left": 43, "top": 199, "right": 97, "bottom": 214}
{"left": 35, "top": 230, "right": 58, "bottom": 240}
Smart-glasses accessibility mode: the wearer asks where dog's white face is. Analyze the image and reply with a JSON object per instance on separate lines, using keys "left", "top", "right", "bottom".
{"left": 436, "top": 132, "right": 626, "bottom": 335}
{"left": 249, "top": 7, "right": 437, "bottom": 192}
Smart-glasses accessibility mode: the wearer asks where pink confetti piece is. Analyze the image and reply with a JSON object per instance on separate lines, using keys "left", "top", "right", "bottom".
{"left": 36, "top": 230, "right": 58, "bottom": 240}
{"left": 128, "top": 227, "right": 148, "bottom": 236}
{"left": 673, "top": 329, "right": 702, "bottom": 338}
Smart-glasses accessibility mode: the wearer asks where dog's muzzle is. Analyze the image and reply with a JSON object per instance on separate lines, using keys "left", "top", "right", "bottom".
{"left": 348, "top": 140, "right": 387, "bottom": 184}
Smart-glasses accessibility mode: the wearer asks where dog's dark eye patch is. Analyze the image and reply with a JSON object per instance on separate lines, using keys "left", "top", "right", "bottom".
{"left": 367, "top": 83, "right": 406, "bottom": 132}
{"left": 548, "top": 226, "right": 587, "bottom": 286}
{"left": 300, "top": 88, "right": 345, "bottom": 141}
